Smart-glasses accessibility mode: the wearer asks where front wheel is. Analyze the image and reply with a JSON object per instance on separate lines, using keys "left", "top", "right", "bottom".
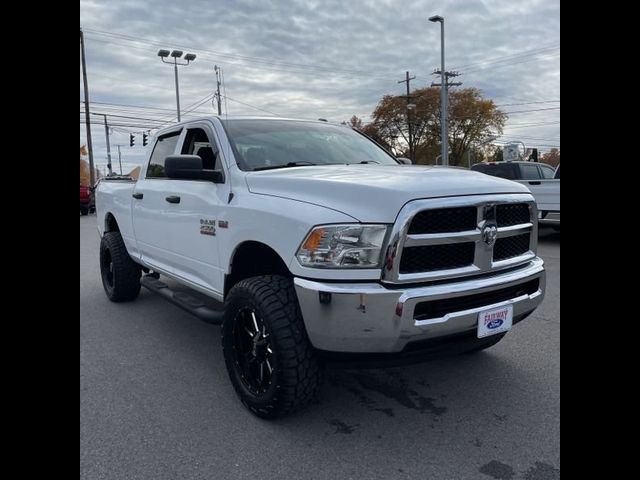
{"left": 222, "top": 275, "right": 323, "bottom": 418}
{"left": 99, "top": 232, "right": 141, "bottom": 302}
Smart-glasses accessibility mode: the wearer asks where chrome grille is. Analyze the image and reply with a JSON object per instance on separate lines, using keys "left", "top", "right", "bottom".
{"left": 382, "top": 194, "right": 537, "bottom": 284}
{"left": 400, "top": 243, "right": 475, "bottom": 273}
{"left": 408, "top": 207, "right": 477, "bottom": 234}
{"left": 494, "top": 233, "right": 530, "bottom": 261}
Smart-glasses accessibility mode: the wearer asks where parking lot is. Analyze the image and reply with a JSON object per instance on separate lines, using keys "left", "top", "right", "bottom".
{"left": 80, "top": 215, "right": 559, "bottom": 480}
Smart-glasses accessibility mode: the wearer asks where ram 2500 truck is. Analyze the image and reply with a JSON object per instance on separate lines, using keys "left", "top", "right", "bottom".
{"left": 95, "top": 116, "right": 545, "bottom": 418}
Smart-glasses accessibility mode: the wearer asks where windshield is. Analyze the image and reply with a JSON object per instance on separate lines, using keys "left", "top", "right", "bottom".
{"left": 220, "top": 119, "right": 398, "bottom": 171}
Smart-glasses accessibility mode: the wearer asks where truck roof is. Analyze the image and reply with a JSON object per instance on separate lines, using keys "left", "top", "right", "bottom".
{"left": 154, "top": 115, "right": 343, "bottom": 136}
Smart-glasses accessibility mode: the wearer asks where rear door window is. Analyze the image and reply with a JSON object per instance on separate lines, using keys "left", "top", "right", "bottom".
{"left": 520, "top": 163, "right": 542, "bottom": 180}
{"left": 539, "top": 164, "right": 555, "bottom": 179}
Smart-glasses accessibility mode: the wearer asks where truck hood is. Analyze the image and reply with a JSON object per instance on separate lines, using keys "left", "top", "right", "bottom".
{"left": 245, "top": 165, "right": 531, "bottom": 223}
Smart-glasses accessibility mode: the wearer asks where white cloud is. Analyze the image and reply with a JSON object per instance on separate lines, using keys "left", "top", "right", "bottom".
{"left": 80, "top": 0, "right": 559, "bottom": 171}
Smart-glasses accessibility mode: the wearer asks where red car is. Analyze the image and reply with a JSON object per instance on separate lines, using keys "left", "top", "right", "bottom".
{"left": 80, "top": 184, "right": 95, "bottom": 215}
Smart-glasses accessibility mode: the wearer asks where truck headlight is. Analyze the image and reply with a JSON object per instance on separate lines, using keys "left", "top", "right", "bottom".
{"left": 296, "top": 224, "right": 389, "bottom": 268}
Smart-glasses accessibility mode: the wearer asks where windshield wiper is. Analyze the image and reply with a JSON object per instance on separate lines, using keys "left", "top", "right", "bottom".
{"left": 356, "top": 160, "right": 380, "bottom": 164}
{"left": 253, "top": 161, "right": 317, "bottom": 171}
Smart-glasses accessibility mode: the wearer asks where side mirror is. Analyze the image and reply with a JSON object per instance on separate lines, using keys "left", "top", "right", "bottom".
{"left": 164, "top": 155, "right": 224, "bottom": 183}
{"left": 397, "top": 157, "right": 412, "bottom": 165}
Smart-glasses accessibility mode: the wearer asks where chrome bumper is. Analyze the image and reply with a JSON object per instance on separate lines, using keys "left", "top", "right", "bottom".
{"left": 539, "top": 211, "right": 560, "bottom": 225}
{"left": 294, "top": 258, "right": 545, "bottom": 353}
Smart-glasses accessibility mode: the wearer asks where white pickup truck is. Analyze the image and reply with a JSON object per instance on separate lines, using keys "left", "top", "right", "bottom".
{"left": 470, "top": 161, "right": 560, "bottom": 228}
{"left": 96, "top": 116, "right": 546, "bottom": 418}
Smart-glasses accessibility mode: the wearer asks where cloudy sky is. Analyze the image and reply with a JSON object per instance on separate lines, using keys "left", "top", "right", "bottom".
{"left": 80, "top": 0, "right": 559, "bottom": 174}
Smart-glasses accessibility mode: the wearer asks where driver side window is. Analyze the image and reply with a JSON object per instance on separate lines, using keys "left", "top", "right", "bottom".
{"left": 181, "top": 128, "right": 219, "bottom": 170}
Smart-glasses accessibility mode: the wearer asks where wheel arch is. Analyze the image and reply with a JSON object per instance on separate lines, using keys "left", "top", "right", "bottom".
{"left": 224, "top": 241, "right": 292, "bottom": 297}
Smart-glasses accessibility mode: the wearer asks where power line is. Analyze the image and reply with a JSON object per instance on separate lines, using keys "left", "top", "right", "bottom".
{"left": 223, "top": 96, "right": 281, "bottom": 116}
{"left": 83, "top": 28, "right": 398, "bottom": 80}
{"left": 450, "top": 44, "right": 560, "bottom": 70}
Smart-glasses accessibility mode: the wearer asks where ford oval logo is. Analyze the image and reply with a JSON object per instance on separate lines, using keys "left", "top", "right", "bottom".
{"left": 486, "top": 319, "right": 504, "bottom": 329}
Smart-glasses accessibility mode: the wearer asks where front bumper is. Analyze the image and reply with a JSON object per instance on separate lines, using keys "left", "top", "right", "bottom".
{"left": 539, "top": 211, "right": 560, "bottom": 225}
{"left": 294, "top": 257, "right": 545, "bottom": 353}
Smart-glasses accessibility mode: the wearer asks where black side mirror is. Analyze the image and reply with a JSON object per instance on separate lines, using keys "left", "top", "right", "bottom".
{"left": 164, "top": 155, "right": 224, "bottom": 183}
{"left": 397, "top": 157, "right": 412, "bottom": 165}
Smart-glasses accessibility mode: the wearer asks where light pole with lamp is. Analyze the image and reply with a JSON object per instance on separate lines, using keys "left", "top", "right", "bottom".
{"left": 157, "top": 49, "right": 197, "bottom": 122}
{"left": 429, "top": 15, "right": 448, "bottom": 166}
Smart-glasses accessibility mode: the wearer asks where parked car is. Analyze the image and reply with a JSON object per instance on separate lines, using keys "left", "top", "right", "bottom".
{"left": 96, "top": 116, "right": 546, "bottom": 418}
{"left": 80, "top": 184, "right": 95, "bottom": 215}
{"left": 470, "top": 161, "right": 559, "bottom": 228}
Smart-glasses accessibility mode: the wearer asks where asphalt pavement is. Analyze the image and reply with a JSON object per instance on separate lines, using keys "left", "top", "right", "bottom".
{"left": 80, "top": 215, "right": 560, "bottom": 480}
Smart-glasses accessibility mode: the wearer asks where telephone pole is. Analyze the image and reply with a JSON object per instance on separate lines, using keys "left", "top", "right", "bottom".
{"left": 116, "top": 145, "right": 123, "bottom": 174}
{"left": 102, "top": 114, "right": 113, "bottom": 175}
{"left": 214, "top": 65, "right": 222, "bottom": 115}
{"left": 80, "top": 28, "right": 96, "bottom": 188}
{"left": 431, "top": 70, "right": 462, "bottom": 165}
{"left": 398, "top": 71, "right": 416, "bottom": 162}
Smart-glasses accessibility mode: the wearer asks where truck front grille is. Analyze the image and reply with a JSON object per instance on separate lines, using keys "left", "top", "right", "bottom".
{"left": 494, "top": 233, "right": 531, "bottom": 261}
{"left": 408, "top": 207, "right": 477, "bottom": 234}
{"left": 399, "top": 243, "right": 475, "bottom": 273}
{"left": 496, "top": 204, "right": 530, "bottom": 227}
{"left": 382, "top": 194, "right": 537, "bottom": 284}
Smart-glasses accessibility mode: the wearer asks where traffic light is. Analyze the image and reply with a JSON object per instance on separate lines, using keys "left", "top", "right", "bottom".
{"left": 143, "top": 131, "right": 148, "bottom": 146}
{"left": 129, "top": 133, "right": 135, "bottom": 147}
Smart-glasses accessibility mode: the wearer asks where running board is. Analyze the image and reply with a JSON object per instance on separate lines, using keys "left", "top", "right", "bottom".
{"left": 140, "top": 275, "right": 224, "bottom": 325}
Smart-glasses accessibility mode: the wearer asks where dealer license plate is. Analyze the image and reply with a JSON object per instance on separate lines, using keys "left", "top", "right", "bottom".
{"left": 477, "top": 304, "right": 513, "bottom": 338}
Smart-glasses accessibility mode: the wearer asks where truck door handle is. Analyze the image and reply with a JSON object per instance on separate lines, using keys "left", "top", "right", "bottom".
{"left": 528, "top": 181, "right": 541, "bottom": 185}
{"left": 132, "top": 192, "right": 144, "bottom": 199}
{"left": 165, "top": 195, "right": 181, "bottom": 204}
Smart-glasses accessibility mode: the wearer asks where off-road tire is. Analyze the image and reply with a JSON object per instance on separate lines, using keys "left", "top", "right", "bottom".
{"left": 99, "top": 232, "right": 141, "bottom": 302}
{"left": 222, "top": 275, "right": 323, "bottom": 419}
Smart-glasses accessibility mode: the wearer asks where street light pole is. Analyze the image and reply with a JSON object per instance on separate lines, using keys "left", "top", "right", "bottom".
{"left": 173, "top": 58, "right": 181, "bottom": 121}
{"left": 158, "top": 49, "right": 197, "bottom": 122}
{"left": 429, "top": 15, "right": 448, "bottom": 166}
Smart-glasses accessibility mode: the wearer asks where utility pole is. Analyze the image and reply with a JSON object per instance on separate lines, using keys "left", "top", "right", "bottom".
{"left": 116, "top": 145, "right": 123, "bottom": 174}
{"left": 214, "top": 65, "right": 222, "bottom": 115}
{"left": 398, "top": 71, "right": 416, "bottom": 162}
{"left": 102, "top": 114, "right": 113, "bottom": 175}
{"left": 431, "top": 70, "right": 462, "bottom": 165}
{"left": 80, "top": 28, "right": 96, "bottom": 188}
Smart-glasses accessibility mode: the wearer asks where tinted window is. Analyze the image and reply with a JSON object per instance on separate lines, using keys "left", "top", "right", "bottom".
{"left": 554, "top": 165, "right": 560, "bottom": 179}
{"left": 520, "top": 164, "right": 541, "bottom": 180}
{"left": 471, "top": 163, "right": 518, "bottom": 180}
{"left": 539, "top": 164, "right": 555, "bottom": 179}
{"left": 220, "top": 119, "right": 398, "bottom": 170}
{"left": 146, "top": 131, "right": 181, "bottom": 178}
{"left": 181, "top": 128, "right": 219, "bottom": 170}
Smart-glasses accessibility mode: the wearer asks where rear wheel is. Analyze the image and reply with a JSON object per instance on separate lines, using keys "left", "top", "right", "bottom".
{"left": 99, "top": 232, "right": 141, "bottom": 302}
{"left": 222, "top": 275, "right": 323, "bottom": 418}
{"left": 80, "top": 207, "right": 89, "bottom": 215}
